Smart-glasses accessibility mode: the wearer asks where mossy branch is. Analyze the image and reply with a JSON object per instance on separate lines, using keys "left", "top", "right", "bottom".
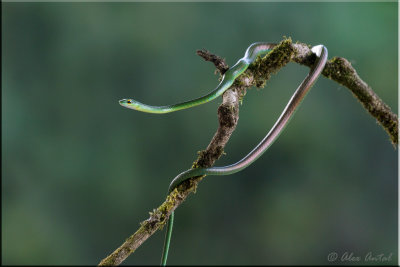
{"left": 291, "top": 42, "right": 398, "bottom": 145}
{"left": 98, "top": 38, "right": 397, "bottom": 266}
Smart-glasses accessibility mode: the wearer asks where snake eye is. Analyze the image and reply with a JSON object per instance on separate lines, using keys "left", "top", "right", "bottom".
{"left": 127, "top": 100, "right": 132, "bottom": 104}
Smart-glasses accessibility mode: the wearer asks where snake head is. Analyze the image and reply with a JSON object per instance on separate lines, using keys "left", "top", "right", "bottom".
{"left": 119, "top": 98, "right": 142, "bottom": 111}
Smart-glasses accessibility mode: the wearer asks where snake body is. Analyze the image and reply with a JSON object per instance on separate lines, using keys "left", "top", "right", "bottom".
{"left": 119, "top": 43, "right": 328, "bottom": 266}
{"left": 119, "top": 43, "right": 276, "bottom": 113}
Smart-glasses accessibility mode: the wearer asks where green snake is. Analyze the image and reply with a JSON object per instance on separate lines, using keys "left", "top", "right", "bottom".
{"left": 119, "top": 42, "right": 276, "bottom": 113}
{"left": 119, "top": 43, "right": 328, "bottom": 265}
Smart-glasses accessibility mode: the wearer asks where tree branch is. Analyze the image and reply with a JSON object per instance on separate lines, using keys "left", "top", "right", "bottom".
{"left": 196, "top": 48, "right": 229, "bottom": 74}
{"left": 291, "top": 42, "right": 398, "bottom": 145}
{"left": 99, "top": 38, "right": 397, "bottom": 266}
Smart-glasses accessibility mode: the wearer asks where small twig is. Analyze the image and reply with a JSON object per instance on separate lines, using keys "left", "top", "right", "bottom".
{"left": 196, "top": 49, "right": 229, "bottom": 74}
{"left": 99, "top": 38, "right": 397, "bottom": 266}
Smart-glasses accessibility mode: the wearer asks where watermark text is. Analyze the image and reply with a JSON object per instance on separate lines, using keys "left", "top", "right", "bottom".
{"left": 327, "top": 251, "right": 393, "bottom": 263}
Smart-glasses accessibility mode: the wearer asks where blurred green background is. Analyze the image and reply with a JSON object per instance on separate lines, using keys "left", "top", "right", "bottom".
{"left": 2, "top": 2, "right": 398, "bottom": 265}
